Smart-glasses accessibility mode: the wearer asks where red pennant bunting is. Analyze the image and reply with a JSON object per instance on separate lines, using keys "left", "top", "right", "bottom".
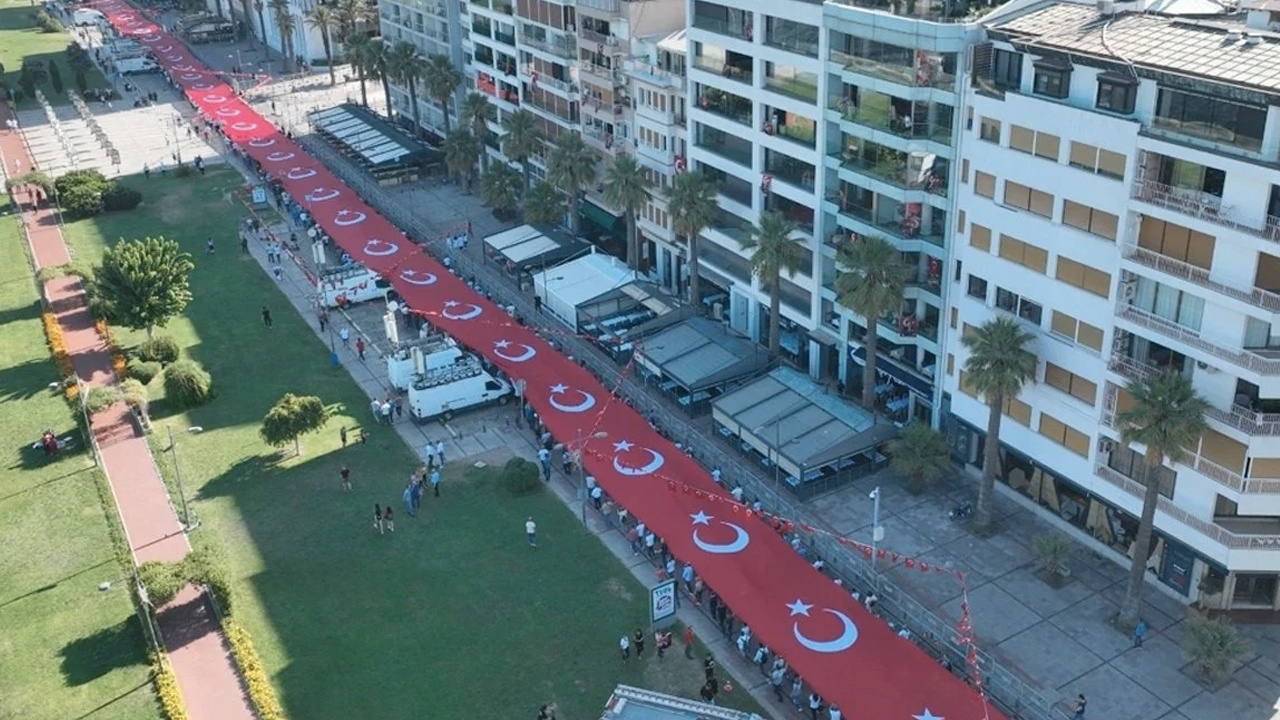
{"left": 694, "top": 489, "right": 704, "bottom": 499}
{"left": 667, "top": 480, "right": 677, "bottom": 491}
{"left": 904, "top": 558, "right": 915, "bottom": 569}
{"left": 745, "top": 508, "right": 754, "bottom": 518}
{"left": 877, "top": 549, "right": 887, "bottom": 559}
{"left": 890, "top": 552, "right": 899, "bottom": 563}
{"left": 919, "top": 562, "right": 929, "bottom": 572}
{"left": 784, "top": 521, "right": 795, "bottom": 533}
{"left": 861, "top": 547, "right": 872, "bottom": 559}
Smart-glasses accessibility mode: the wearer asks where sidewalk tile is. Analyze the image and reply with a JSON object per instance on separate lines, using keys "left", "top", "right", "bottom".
{"left": 996, "top": 623, "right": 1103, "bottom": 690}
{"left": 994, "top": 567, "right": 1096, "bottom": 618}
{"left": 1058, "top": 664, "right": 1170, "bottom": 720}
{"left": 940, "top": 584, "right": 1039, "bottom": 644}
{"left": 1111, "top": 636, "right": 1204, "bottom": 706}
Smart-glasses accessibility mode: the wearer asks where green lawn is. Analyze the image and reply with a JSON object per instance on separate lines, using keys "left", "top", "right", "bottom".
{"left": 62, "top": 168, "right": 761, "bottom": 719}
{"left": 0, "top": 198, "right": 159, "bottom": 720}
{"left": 1, "top": 0, "right": 110, "bottom": 108}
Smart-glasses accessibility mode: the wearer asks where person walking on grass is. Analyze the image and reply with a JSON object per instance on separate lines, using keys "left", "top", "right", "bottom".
{"left": 410, "top": 476, "right": 423, "bottom": 515}
{"left": 340, "top": 465, "right": 351, "bottom": 491}
{"left": 206, "top": 236, "right": 215, "bottom": 255}
{"left": 403, "top": 482, "right": 415, "bottom": 517}
{"left": 633, "top": 628, "right": 646, "bottom": 658}
{"left": 430, "top": 468, "right": 441, "bottom": 497}
{"left": 383, "top": 506, "right": 394, "bottom": 532}
{"left": 339, "top": 326, "right": 350, "bottom": 347}
{"left": 526, "top": 517, "right": 537, "bottom": 547}
{"left": 619, "top": 634, "right": 630, "bottom": 661}
{"left": 261, "top": 306, "right": 273, "bottom": 328}
{"left": 435, "top": 440, "right": 446, "bottom": 466}
{"left": 355, "top": 337, "right": 366, "bottom": 360}
{"left": 370, "top": 398, "right": 381, "bottom": 423}
{"left": 683, "top": 625, "right": 695, "bottom": 659}
{"left": 373, "top": 504, "right": 383, "bottom": 533}
{"left": 340, "top": 426, "right": 348, "bottom": 447}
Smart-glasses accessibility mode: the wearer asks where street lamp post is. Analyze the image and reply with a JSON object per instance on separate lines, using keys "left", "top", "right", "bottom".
{"left": 166, "top": 425, "right": 195, "bottom": 528}
{"left": 573, "top": 428, "right": 608, "bottom": 526}
{"left": 869, "top": 486, "right": 883, "bottom": 587}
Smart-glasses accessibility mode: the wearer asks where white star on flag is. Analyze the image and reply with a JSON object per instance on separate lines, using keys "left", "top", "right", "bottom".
{"left": 913, "top": 710, "right": 944, "bottom": 720}
{"left": 550, "top": 383, "right": 568, "bottom": 393}
{"left": 444, "top": 300, "right": 459, "bottom": 307}
{"left": 612, "top": 440, "right": 634, "bottom": 452}
{"left": 495, "top": 340, "right": 510, "bottom": 348}
{"left": 690, "top": 511, "right": 712, "bottom": 526}
{"left": 786, "top": 599, "right": 813, "bottom": 617}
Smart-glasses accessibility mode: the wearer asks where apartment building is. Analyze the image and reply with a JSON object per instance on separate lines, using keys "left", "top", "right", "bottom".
{"left": 221, "top": 0, "right": 333, "bottom": 67}
{"left": 382, "top": 0, "right": 463, "bottom": 132}
{"left": 944, "top": 0, "right": 1280, "bottom": 609}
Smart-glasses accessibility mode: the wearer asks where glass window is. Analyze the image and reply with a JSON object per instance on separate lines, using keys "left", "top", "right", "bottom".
{"left": 1154, "top": 87, "right": 1266, "bottom": 153}
{"left": 979, "top": 116, "right": 1001, "bottom": 143}
{"left": 1062, "top": 200, "right": 1118, "bottom": 241}
{"left": 764, "top": 17, "right": 818, "bottom": 58}
{"left": 1108, "top": 444, "right": 1175, "bottom": 498}
{"left": 991, "top": 49, "right": 1022, "bottom": 90}
{"left": 1033, "top": 67, "right": 1069, "bottom": 99}
{"left": 1097, "top": 75, "right": 1136, "bottom": 114}
{"left": 967, "top": 274, "right": 988, "bottom": 300}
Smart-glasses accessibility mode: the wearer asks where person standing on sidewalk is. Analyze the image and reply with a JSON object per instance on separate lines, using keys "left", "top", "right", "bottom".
{"left": 380, "top": 401, "right": 392, "bottom": 425}
{"left": 770, "top": 664, "right": 786, "bottom": 703}
{"left": 435, "top": 440, "right": 446, "bottom": 466}
{"left": 807, "top": 693, "right": 822, "bottom": 720}
{"left": 370, "top": 398, "right": 381, "bottom": 423}
{"left": 355, "top": 337, "right": 366, "bottom": 360}
{"left": 1133, "top": 619, "right": 1147, "bottom": 648}
{"left": 790, "top": 674, "right": 803, "bottom": 710}
{"left": 339, "top": 326, "right": 350, "bottom": 347}
{"left": 1073, "top": 694, "right": 1086, "bottom": 720}
{"left": 430, "top": 468, "right": 441, "bottom": 497}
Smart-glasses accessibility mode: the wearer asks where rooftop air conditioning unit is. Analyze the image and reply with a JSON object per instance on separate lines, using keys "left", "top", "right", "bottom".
{"left": 1097, "top": 0, "right": 1116, "bottom": 15}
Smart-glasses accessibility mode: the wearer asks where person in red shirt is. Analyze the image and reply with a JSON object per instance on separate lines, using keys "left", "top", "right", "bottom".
{"left": 355, "top": 337, "right": 366, "bottom": 360}
{"left": 684, "top": 625, "right": 695, "bottom": 659}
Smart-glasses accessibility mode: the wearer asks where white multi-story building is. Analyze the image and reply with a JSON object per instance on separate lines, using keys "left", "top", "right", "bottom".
{"left": 944, "top": 0, "right": 1280, "bottom": 609}
{"left": 220, "top": 0, "right": 334, "bottom": 67}
{"left": 382, "top": 0, "right": 463, "bottom": 132}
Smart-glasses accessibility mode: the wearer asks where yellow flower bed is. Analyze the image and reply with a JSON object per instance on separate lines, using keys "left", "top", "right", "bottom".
{"left": 41, "top": 311, "right": 78, "bottom": 400}
{"left": 94, "top": 317, "right": 128, "bottom": 380}
{"left": 224, "top": 620, "right": 288, "bottom": 720}
{"left": 150, "top": 651, "right": 191, "bottom": 720}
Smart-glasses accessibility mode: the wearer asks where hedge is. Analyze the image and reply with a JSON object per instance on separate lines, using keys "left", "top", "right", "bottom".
{"left": 224, "top": 621, "right": 287, "bottom": 720}
{"left": 41, "top": 311, "right": 78, "bottom": 400}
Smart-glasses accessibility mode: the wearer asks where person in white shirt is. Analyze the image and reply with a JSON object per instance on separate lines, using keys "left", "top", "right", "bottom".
{"left": 731, "top": 486, "right": 744, "bottom": 502}
{"left": 435, "top": 440, "right": 445, "bottom": 465}
{"left": 829, "top": 705, "right": 842, "bottom": 720}
{"left": 525, "top": 517, "right": 537, "bottom": 547}
{"left": 897, "top": 627, "right": 911, "bottom": 640}
{"left": 711, "top": 467, "right": 722, "bottom": 485}
{"left": 619, "top": 634, "right": 631, "bottom": 661}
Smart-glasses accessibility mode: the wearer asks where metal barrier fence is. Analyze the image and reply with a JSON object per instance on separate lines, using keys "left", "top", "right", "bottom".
{"left": 300, "top": 136, "right": 1071, "bottom": 720}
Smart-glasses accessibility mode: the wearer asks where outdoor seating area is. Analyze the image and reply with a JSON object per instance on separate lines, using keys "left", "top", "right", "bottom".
{"left": 633, "top": 317, "right": 771, "bottom": 414}
{"left": 308, "top": 104, "right": 440, "bottom": 185}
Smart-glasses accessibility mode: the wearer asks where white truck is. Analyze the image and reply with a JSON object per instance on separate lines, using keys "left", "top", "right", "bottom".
{"left": 408, "top": 358, "right": 512, "bottom": 422}
{"left": 116, "top": 56, "right": 160, "bottom": 75}
{"left": 318, "top": 265, "right": 392, "bottom": 309}
{"left": 72, "top": 8, "right": 106, "bottom": 25}
{"left": 385, "top": 335, "right": 464, "bottom": 392}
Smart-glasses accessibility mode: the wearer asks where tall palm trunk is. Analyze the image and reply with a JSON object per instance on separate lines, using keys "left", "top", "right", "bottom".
{"left": 768, "top": 277, "right": 782, "bottom": 353}
{"left": 520, "top": 161, "right": 531, "bottom": 193}
{"left": 861, "top": 322, "right": 879, "bottom": 407}
{"left": 321, "top": 26, "right": 335, "bottom": 85}
{"left": 356, "top": 64, "right": 368, "bottom": 106}
{"left": 568, "top": 191, "right": 580, "bottom": 234}
{"left": 439, "top": 98, "right": 452, "bottom": 134}
{"left": 381, "top": 74, "right": 393, "bottom": 120}
{"left": 975, "top": 393, "right": 1004, "bottom": 530}
{"left": 687, "top": 234, "right": 701, "bottom": 307}
{"left": 407, "top": 79, "right": 421, "bottom": 137}
{"left": 1119, "top": 449, "right": 1163, "bottom": 625}
{"left": 625, "top": 211, "right": 638, "bottom": 268}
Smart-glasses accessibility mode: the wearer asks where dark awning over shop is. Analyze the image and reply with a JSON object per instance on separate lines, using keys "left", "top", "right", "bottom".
{"left": 850, "top": 346, "right": 932, "bottom": 398}
{"left": 636, "top": 317, "right": 769, "bottom": 393}
{"left": 309, "top": 104, "right": 440, "bottom": 168}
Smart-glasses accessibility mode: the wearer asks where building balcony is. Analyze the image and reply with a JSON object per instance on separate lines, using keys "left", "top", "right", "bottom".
{"left": 691, "top": 55, "right": 753, "bottom": 85}
{"left": 1093, "top": 463, "right": 1280, "bottom": 545}
{"left": 580, "top": 63, "right": 623, "bottom": 88}
{"left": 1116, "top": 304, "right": 1280, "bottom": 375}
{"left": 1121, "top": 243, "right": 1280, "bottom": 315}
{"left": 521, "top": 33, "right": 576, "bottom": 60}
{"left": 762, "top": 74, "right": 818, "bottom": 104}
{"left": 829, "top": 150, "right": 949, "bottom": 197}
{"left": 828, "top": 98, "right": 953, "bottom": 145}
{"left": 692, "top": 15, "right": 751, "bottom": 42}
{"left": 826, "top": 197, "right": 945, "bottom": 249}
{"left": 1135, "top": 178, "right": 1280, "bottom": 246}
{"left": 576, "top": 0, "right": 619, "bottom": 13}
{"left": 525, "top": 95, "right": 577, "bottom": 123}
{"left": 697, "top": 92, "right": 751, "bottom": 125}
{"left": 580, "top": 26, "right": 615, "bottom": 45}
{"left": 494, "top": 30, "right": 516, "bottom": 46}
{"left": 1108, "top": 353, "right": 1280, "bottom": 437}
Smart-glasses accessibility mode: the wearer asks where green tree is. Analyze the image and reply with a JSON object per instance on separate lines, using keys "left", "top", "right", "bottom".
{"left": 94, "top": 236, "right": 195, "bottom": 337}
{"left": 73, "top": 67, "right": 87, "bottom": 94}
{"left": 740, "top": 211, "right": 804, "bottom": 353}
{"left": 480, "top": 162, "right": 522, "bottom": 218}
{"left": 253, "top": 0, "right": 268, "bottom": 49}
{"left": 48, "top": 62, "right": 63, "bottom": 95}
{"left": 602, "top": 153, "right": 650, "bottom": 269}
{"left": 459, "top": 92, "right": 495, "bottom": 171}
{"left": 334, "top": 0, "right": 372, "bottom": 40}
{"left": 369, "top": 38, "right": 394, "bottom": 120}
{"left": 1114, "top": 371, "right": 1209, "bottom": 626}
{"left": 260, "top": 393, "right": 328, "bottom": 455}
{"left": 889, "top": 422, "right": 951, "bottom": 493}
{"left": 269, "top": 0, "right": 297, "bottom": 72}
{"left": 500, "top": 109, "right": 542, "bottom": 193}
{"left": 835, "top": 235, "right": 909, "bottom": 408}
{"left": 345, "top": 34, "right": 374, "bottom": 107}
{"left": 423, "top": 53, "right": 461, "bottom": 135}
{"left": 443, "top": 129, "right": 480, "bottom": 188}
{"left": 546, "top": 132, "right": 595, "bottom": 236}
{"left": 386, "top": 41, "right": 424, "bottom": 134}
{"left": 666, "top": 171, "right": 718, "bottom": 306}
{"left": 306, "top": 4, "right": 337, "bottom": 86}
{"left": 1183, "top": 617, "right": 1249, "bottom": 685}
{"left": 523, "top": 181, "right": 563, "bottom": 226}
{"left": 960, "top": 317, "right": 1037, "bottom": 532}
{"left": 18, "top": 66, "right": 36, "bottom": 100}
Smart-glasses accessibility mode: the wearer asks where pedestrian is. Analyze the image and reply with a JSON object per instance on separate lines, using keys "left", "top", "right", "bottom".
{"left": 693, "top": 577, "right": 704, "bottom": 605}
{"left": 380, "top": 401, "right": 392, "bottom": 425}
{"left": 644, "top": 531, "right": 656, "bottom": 558}
{"left": 355, "top": 337, "right": 366, "bottom": 360}
{"left": 359, "top": 429, "right": 368, "bottom": 444}
{"left": 435, "top": 440, "right": 445, "bottom": 466}
{"left": 261, "top": 306, "right": 273, "bottom": 328}
{"left": 240, "top": 232, "right": 249, "bottom": 254}
{"left": 537, "top": 446, "right": 550, "bottom": 473}
{"left": 383, "top": 506, "right": 394, "bottom": 532}
{"left": 633, "top": 628, "right": 645, "bottom": 658}
{"left": 682, "top": 563, "right": 695, "bottom": 595}
{"left": 143, "top": 163, "right": 151, "bottom": 179}
{"left": 394, "top": 397, "right": 403, "bottom": 419}
{"left": 1133, "top": 619, "right": 1147, "bottom": 648}
{"left": 526, "top": 516, "right": 537, "bottom": 547}
{"left": 770, "top": 665, "right": 786, "bottom": 702}
{"left": 403, "top": 482, "right": 414, "bottom": 517}
{"left": 1073, "top": 694, "right": 1086, "bottom": 720}
{"left": 627, "top": 525, "right": 640, "bottom": 555}
{"left": 619, "top": 634, "right": 630, "bottom": 661}
{"left": 590, "top": 484, "right": 603, "bottom": 509}
{"left": 272, "top": 264, "right": 283, "bottom": 281}
{"left": 829, "top": 706, "right": 841, "bottom": 720}
{"left": 808, "top": 693, "right": 822, "bottom": 720}
{"left": 537, "top": 704, "right": 557, "bottom": 720}
{"left": 410, "top": 477, "right": 423, "bottom": 514}
{"left": 370, "top": 398, "right": 381, "bottom": 422}
{"left": 430, "top": 468, "right": 441, "bottom": 497}
{"left": 683, "top": 625, "right": 695, "bottom": 659}
{"left": 206, "top": 236, "right": 215, "bottom": 254}
{"left": 318, "top": 309, "right": 328, "bottom": 332}
{"left": 339, "top": 326, "right": 350, "bottom": 347}
{"left": 711, "top": 466, "right": 722, "bottom": 486}
{"left": 699, "top": 681, "right": 715, "bottom": 704}
{"left": 373, "top": 504, "right": 383, "bottom": 533}
{"left": 340, "top": 465, "right": 352, "bottom": 491}
{"left": 790, "top": 675, "right": 803, "bottom": 709}
{"left": 703, "top": 654, "right": 716, "bottom": 682}
{"left": 753, "top": 645, "right": 769, "bottom": 675}
{"left": 736, "top": 632, "right": 748, "bottom": 656}
{"left": 340, "top": 426, "right": 348, "bottom": 447}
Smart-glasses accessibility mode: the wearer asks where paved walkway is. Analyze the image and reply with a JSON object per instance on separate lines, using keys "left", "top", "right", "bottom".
{"left": 0, "top": 102, "right": 256, "bottom": 720}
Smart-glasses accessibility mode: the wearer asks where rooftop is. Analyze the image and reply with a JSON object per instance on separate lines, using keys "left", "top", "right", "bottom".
{"left": 990, "top": 2, "right": 1280, "bottom": 94}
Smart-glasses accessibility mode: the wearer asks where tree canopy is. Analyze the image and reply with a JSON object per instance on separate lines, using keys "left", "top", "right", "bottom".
{"left": 260, "top": 393, "right": 328, "bottom": 454}
{"left": 93, "top": 236, "right": 194, "bottom": 337}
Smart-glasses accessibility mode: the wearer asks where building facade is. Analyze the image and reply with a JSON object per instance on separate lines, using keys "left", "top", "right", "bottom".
{"left": 944, "top": 1, "right": 1280, "bottom": 608}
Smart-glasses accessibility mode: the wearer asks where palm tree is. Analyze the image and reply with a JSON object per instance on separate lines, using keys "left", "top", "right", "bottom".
{"left": 443, "top": 129, "right": 480, "bottom": 189}
{"left": 480, "top": 162, "right": 522, "bottom": 219}
{"left": 666, "top": 171, "right": 718, "bottom": 306}
{"left": 739, "top": 211, "right": 805, "bottom": 353}
{"left": 960, "top": 317, "right": 1037, "bottom": 532}
{"left": 889, "top": 422, "right": 952, "bottom": 493}
{"left": 253, "top": 0, "right": 267, "bottom": 51}
{"left": 524, "top": 181, "right": 564, "bottom": 226}
{"left": 603, "top": 154, "right": 650, "bottom": 269}
{"left": 306, "top": 4, "right": 337, "bottom": 86}
{"left": 269, "top": 0, "right": 296, "bottom": 73}
{"left": 371, "top": 39, "right": 394, "bottom": 120}
{"left": 546, "top": 132, "right": 596, "bottom": 237}
{"left": 460, "top": 92, "right": 495, "bottom": 171}
{"left": 835, "top": 236, "right": 909, "bottom": 408}
{"left": 237, "top": 0, "right": 255, "bottom": 44}
{"left": 500, "top": 110, "right": 543, "bottom": 193}
{"left": 423, "top": 54, "right": 461, "bottom": 135}
{"left": 1114, "top": 372, "right": 1208, "bottom": 626}
{"left": 334, "top": 0, "right": 372, "bottom": 40}
{"left": 386, "top": 41, "right": 424, "bottom": 133}
{"left": 345, "top": 33, "right": 373, "bottom": 107}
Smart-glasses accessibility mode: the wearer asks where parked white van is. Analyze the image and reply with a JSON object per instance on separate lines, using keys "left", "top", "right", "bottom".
{"left": 72, "top": 8, "right": 106, "bottom": 25}
{"left": 318, "top": 265, "right": 391, "bottom": 309}
{"left": 385, "top": 336, "right": 463, "bottom": 392}
{"left": 408, "top": 359, "right": 511, "bottom": 422}
{"left": 116, "top": 57, "right": 160, "bottom": 74}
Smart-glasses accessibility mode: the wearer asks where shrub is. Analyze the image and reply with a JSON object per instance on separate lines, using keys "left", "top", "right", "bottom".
{"left": 41, "top": 312, "right": 78, "bottom": 400}
{"left": 1184, "top": 616, "right": 1249, "bottom": 684}
{"left": 61, "top": 183, "right": 105, "bottom": 217}
{"left": 34, "top": 10, "right": 62, "bottom": 32}
{"left": 224, "top": 620, "right": 288, "bottom": 720}
{"left": 127, "top": 358, "right": 162, "bottom": 384}
{"left": 84, "top": 386, "right": 120, "bottom": 414}
{"left": 150, "top": 651, "right": 191, "bottom": 720}
{"left": 48, "top": 62, "right": 63, "bottom": 94}
{"left": 186, "top": 545, "right": 235, "bottom": 617}
{"left": 102, "top": 184, "right": 143, "bottom": 212}
{"left": 163, "top": 360, "right": 212, "bottom": 408}
{"left": 73, "top": 68, "right": 87, "bottom": 94}
{"left": 500, "top": 457, "right": 541, "bottom": 495}
{"left": 54, "top": 169, "right": 110, "bottom": 197}
{"left": 136, "top": 335, "right": 180, "bottom": 365}
{"left": 138, "top": 560, "right": 188, "bottom": 607}
{"left": 118, "top": 377, "right": 149, "bottom": 409}
{"left": 1033, "top": 533, "right": 1071, "bottom": 578}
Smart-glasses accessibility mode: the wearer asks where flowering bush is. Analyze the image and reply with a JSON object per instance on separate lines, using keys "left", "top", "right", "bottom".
{"left": 224, "top": 621, "right": 287, "bottom": 720}
{"left": 41, "top": 311, "right": 78, "bottom": 399}
{"left": 149, "top": 651, "right": 191, "bottom": 720}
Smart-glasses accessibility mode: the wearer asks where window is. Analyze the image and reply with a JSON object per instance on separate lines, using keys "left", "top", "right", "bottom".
{"left": 1068, "top": 142, "right": 1126, "bottom": 180}
{"left": 1055, "top": 257, "right": 1111, "bottom": 297}
{"left": 991, "top": 48, "right": 1022, "bottom": 90}
{"left": 1038, "top": 413, "right": 1090, "bottom": 456}
{"left": 1096, "top": 74, "right": 1136, "bottom": 114}
{"left": 1049, "top": 310, "right": 1104, "bottom": 351}
{"left": 967, "top": 274, "right": 988, "bottom": 300}
{"left": 1132, "top": 277, "right": 1205, "bottom": 330}
{"left": 974, "top": 171, "right": 996, "bottom": 198}
{"left": 1003, "top": 396, "right": 1032, "bottom": 426}
{"left": 957, "top": 209, "right": 966, "bottom": 233}
{"left": 949, "top": 307, "right": 958, "bottom": 329}
{"left": 1154, "top": 87, "right": 1266, "bottom": 153}
{"left": 1108, "top": 444, "right": 1175, "bottom": 499}
{"left": 995, "top": 287, "right": 1044, "bottom": 325}
{"left": 1044, "top": 362, "right": 1097, "bottom": 404}
{"left": 979, "top": 116, "right": 1001, "bottom": 143}
{"left": 946, "top": 353, "right": 955, "bottom": 376}
{"left": 1032, "top": 64, "right": 1069, "bottom": 99}
{"left": 1062, "top": 200, "right": 1119, "bottom": 241}
{"left": 1004, "top": 182, "right": 1055, "bottom": 218}
{"left": 1010, "top": 125, "right": 1034, "bottom": 153}
{"left": 998, "top": 235, "right": 1048, "bottom": 274}
{"left": 1034, "top": 132, "right": 1060, "bottom": 161}
{"left": 1138, "top": 216, "right": 1216, "bottom": 270}
{"left": 970, "top": 223, "right": 991, "bottom": 252}
{"left": 961, "top": 158, "right": 970, "bottom": 183}
{"left": 764, "top": 17, "right": 818, "bottom": 57}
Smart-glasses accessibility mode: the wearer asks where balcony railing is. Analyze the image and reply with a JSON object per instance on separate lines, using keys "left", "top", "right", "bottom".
{"left": 691, "top": 55, "right": 752, "bottom": 85}
{"left": 763, "top": 74, "right": 818, "bottom": 103}
{"left": 1116, "top": 304, "right": 1280, "bottom": 375}
{"left": 1093, "top": 463, "right": 1280, "bottom": 545}
{"left": 692, "top": 15, "right": 751, "bottom": 41}
{"left": 580, "top": 63, "right": 622, "bottom": 87}
{"left": 1135, "top": 177, "right": 1280, "bottom": 246}
{"left": 580, "top": 27, "right": 613, "bottom": 45}
{"left": 829, "top": 50, "right": 954, "bottom": 89}
{"left": 828, "top": 99, "right": 952, "bottom": 144}
{"left": 698, "top": 94, "right": 751, "bottom": 125}
{"left": 1208, "top": 403, "right": 1280, "bottom": 437}
{"left": 494, "top": 31, "right": 515, "bottom": 46}
{"left": 1122, "top": 243, "right": 1280, "bottom": 314}
{"left": 521, "top": 33, "right": 576, "bottom": 59}
{"left": 831, "top": 150, "right": 948, "bottom": 196}
{"left": 525, "top": 94, "right": 577, "bottom": 122}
